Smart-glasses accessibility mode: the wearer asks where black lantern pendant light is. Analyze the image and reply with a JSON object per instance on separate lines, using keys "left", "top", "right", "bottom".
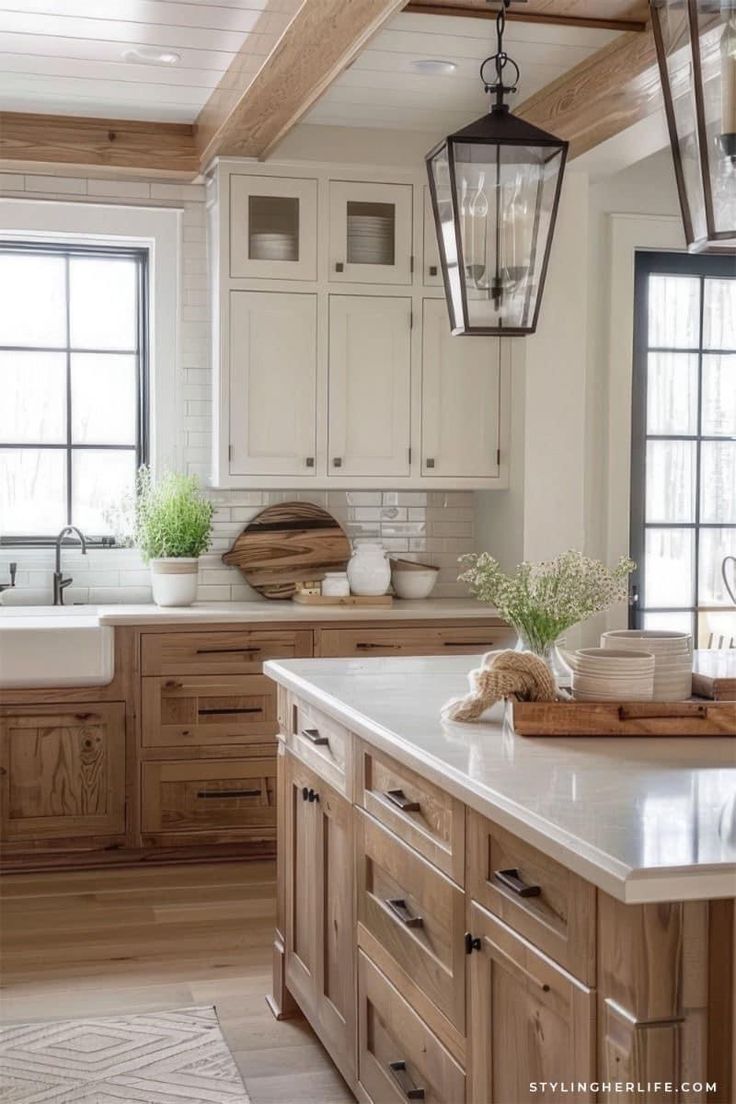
{"left": 426, "top": 0, "right": 568, "bottom": 336}
{"left": 650, "top": 0, "right": 736, "bottom": 252}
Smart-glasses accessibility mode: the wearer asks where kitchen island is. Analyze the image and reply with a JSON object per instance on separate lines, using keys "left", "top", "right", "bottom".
{"left": 265, "top": 653, "right": 736, "bottom": 1104}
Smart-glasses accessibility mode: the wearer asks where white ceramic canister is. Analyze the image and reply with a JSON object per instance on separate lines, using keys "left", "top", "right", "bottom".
{"left": 150, "top": 557, "right": 199, "bottom": 607}
{"left": 346, "top": 542, "right": 391, "bottom": 596}
{"left": 322, "top": 571, "right": 350, "bottom": 598}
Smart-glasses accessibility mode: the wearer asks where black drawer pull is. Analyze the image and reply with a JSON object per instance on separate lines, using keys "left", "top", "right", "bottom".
{"left": 195, "top": 646, "right": 261, "bottom": 655}
{"left": 199, "top": 707, "right": 263, "bottom": 716}
{"left": 301, "top": 727, "right": 329, "bottom": 746}
{"left": 388, "top": 1061, "right": 425, "bottom": 1101}
{"left": 386, "top": 788, "right": 420, "bottom": 813}
{"left": 307, "top": 788, "right": 320, "bottom": 803}
{"left": 442, "top": 640, "right": 492, "bottom": 648}
{"left": 494, "top": 867, "right": 541, "bottom": 898}
{"left": 386, "top": 897, "right": 423, "bottom": 929}
{"left": 356, "top": 641, "right": 395, "bottom": 650}
{"left": 429, "top": 264, "right": 438, "bottom": 276}
{"left": 196, "top": 788, "right": 261, "bottom": 799}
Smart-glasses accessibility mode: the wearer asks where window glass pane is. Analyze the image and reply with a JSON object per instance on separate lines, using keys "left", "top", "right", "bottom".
{"left": 703, "top": 278, "right": 736, "bottom": 350}
{"left": 643, "top": 610, "right": 695, "bottom": 635}
{"left": 698, "top": 610, "right": 736, "bottom": 649}
{"left": 699, "top": 528, "right": 736, "bottom": 605}
{"left": 647, "top": 275, "right": 700, "bottom": 348}
{"left": 69, "top": 257, "right": 137, "bottom": 351}
{"left": 644, "top": 528, "right": 694, "bottom": 607}
{"left": 646, "top": 353, "right": 698, "bottom": 434}
{"left": 0, "top": 448, "right": 66, "bottom": 535}
{"left": 0, "top": 351, "right": 66, "bottom": 443}
{"left": 72, "top": 449, "right": 136, "bottom": 534}
{"left": 71, "top": 354, "right": 136, "bottom": 445}
{"left": 701, "top": 441, "right": 736, "bottom": 523}
{"left": 701, "top": 354, "right": 736, "bottom": 436}
{"left": 646, "top": 439, "right": 696, "bottom": 523}
{"left": 0, "top": 253, "right": 66, "bottom": 347}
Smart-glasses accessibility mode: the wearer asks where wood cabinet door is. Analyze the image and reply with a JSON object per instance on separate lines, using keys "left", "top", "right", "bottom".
{"left": 328, "top": 295, "right": 411, "bottom": 478}
{"left": 284, "top": 754, "right": 321, "bottom": 1017}
{"left": 0, "top": 703, "right": 125, "bottom": 842}
{"left": 329, "top": 180, "right": 413, "bottom": 285}
{"left": 422, "top": 297, "right": 502, "bottom": 479}
{"left": 468, "top": 901, "right": 596, "bottom": 1104}
{"left": 230, "top": 174, "right": 317, "bottom": 281}
{"left": 229, "top": 291, "right": 317, "bottom": 478}
{"left": 141, "top": 673, "right": 277, "bottom": 752}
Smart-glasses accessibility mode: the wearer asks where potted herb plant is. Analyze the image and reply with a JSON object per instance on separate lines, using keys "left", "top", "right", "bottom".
{"left": 459, "top": 550, "right": 635, "bottom": 669}
{"left": 135, "top": 468, "right": 214, "bottom": 607}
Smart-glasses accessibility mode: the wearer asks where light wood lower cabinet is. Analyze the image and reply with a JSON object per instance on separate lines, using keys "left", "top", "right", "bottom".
{"left": 141, "top": 673, "right": 278, "bottom": 752}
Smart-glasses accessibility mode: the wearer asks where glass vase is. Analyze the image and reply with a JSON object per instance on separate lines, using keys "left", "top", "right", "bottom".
{"left": 514, "top": 632, "right": 571, "bottom": 686}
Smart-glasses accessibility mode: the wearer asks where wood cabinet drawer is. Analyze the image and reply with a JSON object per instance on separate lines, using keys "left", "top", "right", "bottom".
{"left": 467, "top": 811, "right": 596, "bottom": 985}
{"left": 142, "top": 674, "right": 277, "bottom": 751}
{"left": 357, "top": 810, "right": 465, "bottom": 1034}
{"left": 318, "top": 624, "right": 512, "bottom": 657}
{"left": 287, "top": 694, "right": 351, "bottom": 797}
{"left": 358, "top": 951, "right": 465, "bottom": 1104}
{"left": 141, "top": 758, "right": 276, "bottom": 838}
{"left": 357, "top": 740, "right": 464, "bottom": 884}
{"left": 141, "top": 629, "right": 312, "bottom": 676}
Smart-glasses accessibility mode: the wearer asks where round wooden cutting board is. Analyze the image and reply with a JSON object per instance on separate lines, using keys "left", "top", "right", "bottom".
{"left": 222, "top": 501, "right": 352, "bottom": 599}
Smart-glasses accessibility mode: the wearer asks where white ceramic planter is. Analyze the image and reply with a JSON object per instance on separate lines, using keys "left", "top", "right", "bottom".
{"left": 150, "top": 558, "right": 199, "bottom": 607}
{"left": 347, "top": 542, "right": 391, "bottom": 596}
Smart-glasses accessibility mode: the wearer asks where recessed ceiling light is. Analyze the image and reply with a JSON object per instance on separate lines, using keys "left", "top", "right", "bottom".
{"left": 411, "top": 59, "right": 457, "bottom": 75}
{"left": 123, "top": 47, "right": 182, "bottom": 66}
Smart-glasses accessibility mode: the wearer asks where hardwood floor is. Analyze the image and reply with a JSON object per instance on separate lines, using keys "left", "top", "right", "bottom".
{"left": 0, "top": 860, "right": 354, "bottom": 1104}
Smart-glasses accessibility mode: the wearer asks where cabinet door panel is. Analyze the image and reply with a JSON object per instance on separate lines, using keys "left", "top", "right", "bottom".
{"left": 0, "top": 703, "right": 125, "bottom": 841}
{"left": 285, "top": 755, "right": 321, "bottom": 1017}
{"left": 468, "top": 902, "right": 595, "bottom": 1104}
{"left": 329, "top": 181, "right": 412, "bottom": 285}
{"left": 422, "top": 298, "right": 501, "bottom": 479}
{"left": 423, "top": 186, "right": 442, "bottom": 287}
{"left": 141, "top": 758, "right": 275, "bottom": 840}
{"left": 229, "top": 291, "right": 317, "bottom": 477}
{"left": 230, "top": 174, "right": 317, "bottom": 281}
{"left": 329, "top": 295, "right": 411, "bottom": 477}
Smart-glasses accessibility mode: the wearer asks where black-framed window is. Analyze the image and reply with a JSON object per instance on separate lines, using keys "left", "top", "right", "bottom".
{"left": 0, "top": 242, "right": 148, "bottom": 542}
{"left": 630, "top": 250, "right": 735, "bottom": 647}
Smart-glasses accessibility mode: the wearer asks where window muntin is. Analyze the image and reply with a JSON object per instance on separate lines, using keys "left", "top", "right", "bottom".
{"left": 631, "top": 251, "right": 736, "bottom": 646}
{"left": 0, "top": 244, "right": 147, "bottom": 540}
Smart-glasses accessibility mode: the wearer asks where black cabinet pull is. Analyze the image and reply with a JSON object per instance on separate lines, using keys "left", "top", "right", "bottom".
{"left": 307, "top": 788, "right": 320, "bottom": 803}
{"left": 356, "top": 641, "right": 393, "bottom": 650}
{"left": 302, "top": 786, "right": 309, "bottom": 801}
{"left": 196, "top": 788, "right": 260, "bottom": 799}
{"left": 386, "top": 897, "right": 423, "bottom": 929}
{"left": 386, "top": 788, "right": 420, "bottom": 813}
{"left": 199, "top": 707, "right": 262, "bottom": 716}
{"left": 388, "top": 1061, "right": 425, "bottom": 1101}
{"left": 429, "top": 264, "right": 438, "bottom": 277}
{"left": 335, "top": 262, "right": 344, "bottom": 272}
{"left": 301, "top": 727, "right": 329, "bottom": 746}
{"left": 442, "top": 640, "right": 491, "bottom": 648}
{"left": 494, "top": 867, "right": 541, "bottom": 898}
{"left": 195, "top": 647, "right": 260, "bottom": 655}
{"left": 465, "top": 932, "right": 481, "bottom": 954}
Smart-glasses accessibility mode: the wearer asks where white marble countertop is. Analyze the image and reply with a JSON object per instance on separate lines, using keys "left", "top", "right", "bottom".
{"left": 87, "top": 599, "right": 500, "bottom": 626}
{"left": 264, "top": 654, "right": 736, "bottom": 905}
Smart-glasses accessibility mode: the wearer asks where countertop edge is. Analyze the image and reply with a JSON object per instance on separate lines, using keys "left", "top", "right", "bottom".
{"left": 264, "top": 659, "right": 736, "bottom": 906}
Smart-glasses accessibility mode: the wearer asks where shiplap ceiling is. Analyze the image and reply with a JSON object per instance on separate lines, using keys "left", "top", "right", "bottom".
{"left": 303, "top": 10, "right": 619, "bottom": 132}
{"left": 0, "top": 0, "right": 301, "bottom": 122}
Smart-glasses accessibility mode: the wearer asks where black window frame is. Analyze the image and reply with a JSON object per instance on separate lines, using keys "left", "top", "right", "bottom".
{"left": 630, "top": 248, "right": 736, "bottom": 642}
{"left": 0, "top": 240, "right": 149, "bottom": 547}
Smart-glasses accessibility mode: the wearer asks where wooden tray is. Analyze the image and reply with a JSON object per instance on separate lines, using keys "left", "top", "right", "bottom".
{"left": 292, "top": 593, "right": 392, "bottom": 607}
{"left": 508, "top": 697, "right": 736, "bottom": 737}
{"left": 691, "top": 649, "right": 736, "bottom": 701}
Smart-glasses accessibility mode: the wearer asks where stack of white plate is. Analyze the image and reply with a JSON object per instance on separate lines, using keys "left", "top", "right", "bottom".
{"left": 250, "top": 232, "right": 297, "bottom": 262}
{"left": 348, "top": 215, "right": 393, "bottom": 265}
{"left": 600, "top": 630, "right": 693, "bottom": 701}
{"left": 566, "top": 647, "right": 655, "bottom": 702}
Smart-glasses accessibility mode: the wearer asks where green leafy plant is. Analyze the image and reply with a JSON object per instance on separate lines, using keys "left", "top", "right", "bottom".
{"left": 134, "top": 467, "right": 214, "bottom": 563}
{"left": 459, "top": 550, "right": 635, "bottom": 655}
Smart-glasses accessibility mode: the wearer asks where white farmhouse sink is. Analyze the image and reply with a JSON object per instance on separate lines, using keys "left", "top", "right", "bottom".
{"left": 0, "top": 606, "right": 115, "bottom": 688}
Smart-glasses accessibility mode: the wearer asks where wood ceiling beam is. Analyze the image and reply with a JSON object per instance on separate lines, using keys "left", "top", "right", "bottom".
{"left": 517, "top": 23, "right": 660, "bottom": 159}
{"left": 406, "top": 2, "right": 647, "bottom": 33}
{"left": 195, "top": 0, "right": 409, "bottom": 167}
{"left": 0, "top": 112, "right": 198, "bottom": 178}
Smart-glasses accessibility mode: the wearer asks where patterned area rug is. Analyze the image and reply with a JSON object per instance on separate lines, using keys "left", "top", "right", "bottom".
{"left": 0, "top": 1006, "right": 251, "bottom": 1103}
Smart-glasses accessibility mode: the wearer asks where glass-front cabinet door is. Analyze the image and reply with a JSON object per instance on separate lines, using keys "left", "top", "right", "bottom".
{"left": 329, "top": 181, "right": 413, "bottom": 285}
{"left": 230, "top": 175, "right": 318, "bottom": 280}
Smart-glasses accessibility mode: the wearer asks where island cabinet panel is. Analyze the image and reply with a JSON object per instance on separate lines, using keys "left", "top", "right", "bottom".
{"left": 0, "top": 703, "right": 126, "bottom": 844}
{"left": 284, "top": 752, "right": 356, "bottom": 1086}
{"left": 467, "top": 901, "right": 596, "bottom": 1104}
{"left": 286, "top": 694, "right": 352, "bottom": 799}
{"left": 142, "top": 673, "right": 278, "bottom": 752}
{"left": 357, "top": 740, "right": 464, "bottom": 884}
{"left": 467, "top": 810, "right": 597, "bottom": 985}
{"left": 357, "top": 950, "right": 465, "bottom": 1104}
{"left": 356, "top": 808, "right": 466, "bottom": 1035}
{"left": 317, "top": 624, "right": 513, "bottom": 658}
{"left": 141, "top": 629, "right": 312, "bottom": 676}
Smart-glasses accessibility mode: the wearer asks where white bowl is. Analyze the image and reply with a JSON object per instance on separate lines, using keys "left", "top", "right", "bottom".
{"left": 391, "top": 568, "right": 438, "bottom": 600}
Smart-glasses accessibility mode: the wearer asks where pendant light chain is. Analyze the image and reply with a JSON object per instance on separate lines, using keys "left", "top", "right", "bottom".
{"left": 480, "top": 0, "right": 520, "bottom": 111}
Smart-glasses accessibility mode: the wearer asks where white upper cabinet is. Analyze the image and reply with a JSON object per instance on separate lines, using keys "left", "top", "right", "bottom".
{"left": 229, "top": 291, "right": 317, "bottom": 477}
{"left": 423, "top": 186, "right": 443, "bottom": 287}
{"left": 328, "top": 296, "right": 411, "bottom": 478}
{"left": 421, "top": 298, "right": 501, "bottom": 479}
{"left": 329, "top": 181, "right": 413, "bottom": 285}
{"left": 230, "top": 175, "right": 317, "bottom": 281}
